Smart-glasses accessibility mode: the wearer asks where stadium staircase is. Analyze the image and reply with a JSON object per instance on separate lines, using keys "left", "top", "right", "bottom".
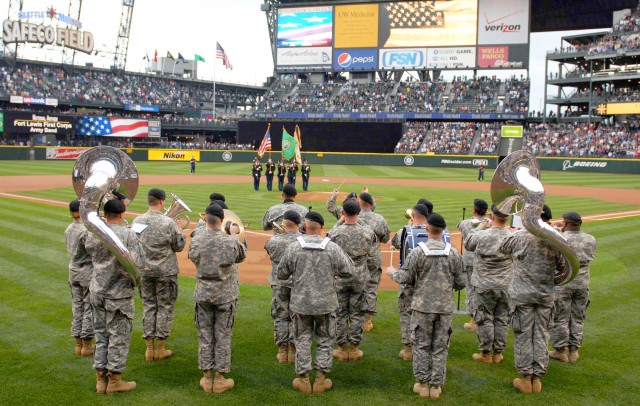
{"left": 468, "top": 125, "right": 482, "bottom": 155}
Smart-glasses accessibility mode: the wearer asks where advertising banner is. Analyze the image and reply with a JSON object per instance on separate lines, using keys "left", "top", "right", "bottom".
{"left": 4, "top": 111, "right": 75, "bottom": 135}
{"left": 45, "top": 147, "right": 86, "bottom": 160}
{"left": 501, "top": 125, "right": 523, "bottom": 138}
{"left": 477, "top": 44, "right": 529, "bottom": 68}
{"left": 333, "top": 48, "right": 378, "bottom": 71}
{"left": 10, "top": 95, "right": 58, "bottom": 107}
{"left": 0, "top": 112, "right": 3, "bottom": 132}
{"left": 148, "top": 120, "right": 161, "bottom": 138}
{"left": 334, "top": 4, "right": 379, "bottom": 48}
{"left": 276, "top": 47, "right": 332, "bottom": 71}
{"left": 277, "top": 6, "right": 333, "bottom": 47}
{"left": 379, "top": 48, "right": 427, "bottom": 69}
{"left": 148, "top": 150, "right": 200, "bottom": 161}
{"left": 477, "top": 0, "right": 530, "bottom": 45}
{"left": 426, "top": 47, "right": 476, "bottom": 69}
{"left": 124, "top": 104, "right": 159, "bottom": 113}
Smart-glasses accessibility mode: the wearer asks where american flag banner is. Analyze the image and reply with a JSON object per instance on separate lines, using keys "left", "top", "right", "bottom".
{"left": 258, "top": 124, "right": 272, "bottom": 158}
{"left": 216, "top": 42, "right": 233, "bottom": 70}
{"left": 77, "top": 116, "right": 149, "bottom": 138}
{"left": 385, "top": 1, "right": 445, "bottom": 29}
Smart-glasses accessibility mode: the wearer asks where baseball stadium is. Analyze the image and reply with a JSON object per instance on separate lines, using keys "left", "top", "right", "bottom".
{"left": 0, "top": 0, "right": 639, "bottom": 405}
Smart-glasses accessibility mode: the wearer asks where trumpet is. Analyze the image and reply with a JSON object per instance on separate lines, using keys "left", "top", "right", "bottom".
{"left": 403, "top": 208, "right": 413, "bottom": 219}
{"left": 165, "top": 192, "right": 192, "bottom": 230}
{"left": 272, "top": 221, "right": 285, "bottom": 233}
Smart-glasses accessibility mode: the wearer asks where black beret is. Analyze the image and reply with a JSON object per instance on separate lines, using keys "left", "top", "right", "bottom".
{"left": 283, "top": 210, "right": 302, "bottom": 225}
{"left": 427, "top": 213, "right": 447, "bottom": 228}
{"left": 474, "top": 199, "right": 489, "bottom": 215}
{"left": 305, "top": 211, "right": 324, "bottom": 226}
{"left": 104, "top": 199, "right": 126, "bottom": 214}
{"left": 491, "top": 204, "right": 509, "bottom": 218}
{"left": 359, "top": 192, "right": 374, "bottom": 206}
{"left": 209, "top": 192, "right": 225, "bottom": 202}
{"left": 205, "top": 203, "right": 225, "bottom": 220}
{"left": 541, "top": 205, "right": 552, "bottom": 220}
{"left": 417, "top": 199, "right": 434, "bottom": 214}
{"left": 343, "top": 199, "right": 361, "bottom": 216}
{"left": 69, "top": 199, "right": 80, "bottom": 212}
{"left": 563, "top": 211, "right": 582, "bottom": 224}
{"left": 413, "top": 204, "right": 430, "bottom": 219}
{"left": 212, "top": 199, "right": 228, "bottom": 210}
{"left": 111, "top": 190, "right": 126, "bottom": 201}
{"left": 148, "top": 188, "right": 166, "bottom": 200}
{"left": 283, "top": 184, "right": 297, "bottom": 197}
{"left": 347, "top": 192, "right": 358, "bottom": 199}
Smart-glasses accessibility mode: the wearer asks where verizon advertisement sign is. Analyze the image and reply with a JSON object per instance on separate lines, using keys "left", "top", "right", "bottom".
{"left": 46, "top": 147, "right": 86, "bottom": 160}
{"left": 477, "top": 0, "right": 530, "bottom": 45}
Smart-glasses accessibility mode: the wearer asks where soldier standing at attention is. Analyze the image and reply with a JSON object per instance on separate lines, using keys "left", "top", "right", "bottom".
{"left": 262, "top": 184, "right": 308, "bottom": 234}
{"left": 301, "top": 159, "right": 311, "bottom": 192}
{"left": 277, "top": 157, "right": 287, "bottom": 191}
{"left": 265, "top": 210, "right": 303, "bottom": 364}
{"left": 252, "top": 158, "right": 263, "bottom": 191}
{"left": 287, "top": 160, "right": 298, "bottom": 186}
{"left": 387, "top": 213, "right": 465, "bottom": 399}
{"left": 549, "top": 211, "right": 596, "bottom": 363}
{"left": 499, "top": 205, "right": 568, "bottom": 394}
{"left": 265, "top": 158, "right": 276, "bottom": 192}
{"left": 277, "top": 212, "right": 353, "bottom": 394}
{"left": 65, "top": 199, "right": 94, "bottom": 357}
{"left": 189, "top": 204, "right": 246, "bottom": 393}
{"left": 132, "top": 188, "right": 186, "bottom": 362}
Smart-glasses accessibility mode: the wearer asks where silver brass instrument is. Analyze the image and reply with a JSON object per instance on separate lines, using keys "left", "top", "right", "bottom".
{"left": 165, "top": 192, "right": 192, "bottom": 230}
{"left": 72, "top": 146, "right": 141, "bottom": 286}
{"left": 490, "top": 150, "right": 580, "bottom": 285}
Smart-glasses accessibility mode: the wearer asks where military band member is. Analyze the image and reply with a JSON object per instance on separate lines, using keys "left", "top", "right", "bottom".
{"left": 549, "top": 211, "right": 596, "bottom": 363}
{"left": 301, "top": 159, "right": 311, "bottom": 192}
{"left": 193, "top": 193, "right": 229, "bottom": 237}
{"left": 457, "top": 198, "right": 489, "bottom": 332}
{"left": 357, "top": 192, "right": 390, "bottom": 332}
{"left": 387, "top": 213, "right": 465, "bottom": 399}
{"left": 264, "top": 210, "right": 302, "bottom": 364}
{"left": 461, "top": 205, "right": 513, "bottom": 364}
{"left": 189, "top": 204, "right": 246, "bottom": 393}
{"left": 262, "top": 184, "right": 308, "bottom": 234}
{"left": 265, "top": 158, "right": 276, "bottom": 192}
{"left": 132, "top": 188, "right": 186, "bottom": 362}
{"left": 252, "top": 158, "right": 263, "bottom": 191}
{"left": 287, "top": 160, "right": 298, "bottom": 186}
{"left": 499, "top": 205, "right": 568, "bottom": 394}
{"left": 65, "top": 199, "right": 94, "bottom": 357}
{"left": 77, "top": 199, "right": 145, "bottom": 394}
{"left": 277, "top": 212, "right": 354, "bottom": 394}
{"left": 326, "top": 191, "right": 358, "bottom": 220}
{"left": 277, "top": 157, "right": 287, "bottom": 191}
{"left": 328, "top": 200, "right": 377, "bottom": 361}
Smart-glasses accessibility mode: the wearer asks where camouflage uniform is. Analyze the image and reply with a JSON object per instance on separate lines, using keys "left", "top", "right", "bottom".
{"left": 464, "top": 226, "right": 513, "bottom": 353}
{"left": 499, "top": 231, "right": 568, "bottom": 377}
{"left": 277, "top": 235, "right": 353, "bottom": 375}
{"left": 262, "top": 200, "right": 308, "bottom": 234}
{"left": 392, "top": 227, "right": 415, "bottom": 346}
{"left": 550, "top": 231, "right": 596, "bottom": 349}
{"left": 265, "top": 230, "right": 301, "bottom": 346}
{"left": 189, "top": 229, "right": 246, "bottom": 373}
{"left": 328, "top": 222, "right": 377, "bottom": 346}
{"left": 458, "top": 217, "right": 486, "bottom": 317}
{"left": 79, "top": 224, "right": 145, "bottom": 373}
{"left": 389, "top": 239, "right": 465, "bottom": 386}
{"left": 326, "top": 194, "right": 377, "bottom": 220}
{"left": 359, "top": 210, "right": 390, "bottom": 315}
{"left": 132, "top": 210, "right": 186, "bottom": 340}
{"left": 66, "top": 220, "right": 94, "bottom": 339}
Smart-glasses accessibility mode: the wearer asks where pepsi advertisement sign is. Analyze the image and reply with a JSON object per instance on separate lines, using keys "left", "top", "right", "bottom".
{"left": 379, "top": 48, "right": 427, "bottom": 69}
{"left": 333, "top": 49, "right": 378, "bottom": 71}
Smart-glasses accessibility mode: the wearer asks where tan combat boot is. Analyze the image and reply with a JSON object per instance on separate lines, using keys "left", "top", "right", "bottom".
{"left": 276, "top": 344, "right": 288, "bottom": 364}
{"left": 292, "top": 373, "right": 312, "bottom": 394}
{"left": 399, "top": 345, "right": 413, "bottom": 361}
{"left": 144, "top": 338, "right": 154, "bottom": 362}
{"left": 531, "top": 375, "right": 542, "bottom": 393}
{"left": 287, "top": 343, "right": 296, "bottom": 364}
{"left": 413, "top": 382, "right": 429, "bottom": 397}
{"left": 199, "top": 370, "right": 213, "bottom": 393}
{"left": 106, "top": 372, "right": 136, "bottom": 394}
{"left": 95, "top": 370, "right": 108, "bottom": 394}
{"left": 429, "top": 385, "right": 442, "bottom": 399}
{"left": 549, "top": 347, "right": 569, "bottom": 362}
{"left": 513, "top": 375, "right": 533, "bottom": 394}
{"left": 333, "top": 343, "right": 349, "bottom": 361}
{"left": 154, "top": 339, "right": 173, "bottom": 360}
{"left": 568, "top": 346, "right": 580, "bottom": 363}
{"left": 348, "top": 343, "right": 364, "bottom": 361}
{"left": 212, "top": 371, "right": 234, "bottom": 393}
{"left": 74, "top": 337, "right": 83, "bottom": 356}
{"left": 363, "top": 314, "right": 374, "bottom": 332}
{"left": 81, "top": 338, "right": 94, "bottom": 356}
{"left": 463, "top": 318, "right": 478, "bottom": 332}
{"left": 492, "top": 352, "right": 504, "bottom": 364}
{"left": 313, "top": 371, "right": 333, "bottom": 394}
{"left": 472, "top": 351, "right": 493, "bottom": 364}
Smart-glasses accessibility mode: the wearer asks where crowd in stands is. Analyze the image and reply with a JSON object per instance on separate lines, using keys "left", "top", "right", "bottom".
{"left": 587, "top": 4, "right": 640, "bottom": 55}
{"left": 334, "top": 81, "right": 394, "bottom": 113}
{"left": 395, "top": 122, "right": 474, "bottom": 154}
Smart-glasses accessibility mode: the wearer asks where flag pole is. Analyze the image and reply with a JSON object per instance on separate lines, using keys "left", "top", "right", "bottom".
{"left": 213, "top": 44, "right": 216, "bottom": 119}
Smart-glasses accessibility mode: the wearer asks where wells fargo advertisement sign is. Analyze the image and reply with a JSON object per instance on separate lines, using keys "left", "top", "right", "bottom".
{"left": 148, "top": 150, "right": 200, "bottom": 161}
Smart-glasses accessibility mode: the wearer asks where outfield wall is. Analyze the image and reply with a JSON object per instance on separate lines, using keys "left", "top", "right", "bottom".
{"left": 1, "top": 146, "right": 639, "bottom": 174}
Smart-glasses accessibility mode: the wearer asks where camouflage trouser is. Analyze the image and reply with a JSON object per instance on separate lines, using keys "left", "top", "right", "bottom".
{"left": 140, "top": 275, "right": 178, "bottom": 340}
{"left": 411, "top": 311, "right": 453, "bottom": 386}
{"left": 474, "top": 288, "right": 510, "bottom": 353}
{"left": 464, "top": 266, "right": 476, "bottom": 316}
{"left": 91, "top": 293, "right": 134, "bottom": 373}
{"left": 271, "top": 285, "right": 293, "bottom": 346}
{"left": 550, "top": 286, "right": 589, "bottom": 348}
{"left": 195, "top": 300, "right": 236, "bottom": 373}
{"left": 398, "top": 286, "right": 414, "bottom": 345}
{"left": 70, "top": 281, "right": 93, "bottom": 339}
{"left": 363, "top": 261, "right": 382, "bottom": 314}
{"left": 292, "top": 313, "right": 336, "bottom": 375}
{"left": 336, "top": 287, "right": 365, "bottom": 345}
{"left": 510, "top": 300, "right": 553, "bottom": 377}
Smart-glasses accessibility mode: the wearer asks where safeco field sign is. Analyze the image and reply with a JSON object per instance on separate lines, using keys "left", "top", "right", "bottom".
{"left": 148, "top": 150, "right": 200, "bottom": 161}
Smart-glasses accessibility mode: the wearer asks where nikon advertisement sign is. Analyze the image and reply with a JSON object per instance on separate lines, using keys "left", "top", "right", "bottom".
{"left": 148, "top": 150, "right": 200, "bottom": 161}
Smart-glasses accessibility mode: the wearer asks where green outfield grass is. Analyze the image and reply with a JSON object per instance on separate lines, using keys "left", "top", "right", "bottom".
{"left": 0, "top": 197, "right": 639, "bottom": 405}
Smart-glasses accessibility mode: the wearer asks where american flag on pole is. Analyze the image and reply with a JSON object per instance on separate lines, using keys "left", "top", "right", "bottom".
{"left": 216, "top": 42, "right": 233, "bottom": 70}
{"left": 77, "top": 116, "right": 149, "bottom": 138}
{"left": 258, "top": 124, "right": 272, "bottom": 158}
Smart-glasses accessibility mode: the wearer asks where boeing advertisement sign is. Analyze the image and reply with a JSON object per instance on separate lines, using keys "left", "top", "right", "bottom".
{"left": 379, "top": 48, "right": 427, "bottom": 69}
{"left": 333, "top": 49, "right": 378, "bottom": 71}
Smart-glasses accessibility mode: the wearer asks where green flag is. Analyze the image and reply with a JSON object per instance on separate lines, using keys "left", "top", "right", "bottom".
{"left": 282, "top": 127, "right": 297, "bottom": 160}
{"left": 194, "top": 54, "right": 206, "bottom": 62}
{"left": 166, "top": 51, "right": 175, "bottom": 61}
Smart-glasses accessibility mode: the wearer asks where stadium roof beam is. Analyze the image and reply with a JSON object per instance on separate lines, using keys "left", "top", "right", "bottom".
{"left": 113, "top": 0, "right": 135, "bottom": 72}
{"left": 61, "top": 0, "right": 83, "bottom": 67}
{"left": 262, "top": 1, "right": 278, "bottom": 67}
